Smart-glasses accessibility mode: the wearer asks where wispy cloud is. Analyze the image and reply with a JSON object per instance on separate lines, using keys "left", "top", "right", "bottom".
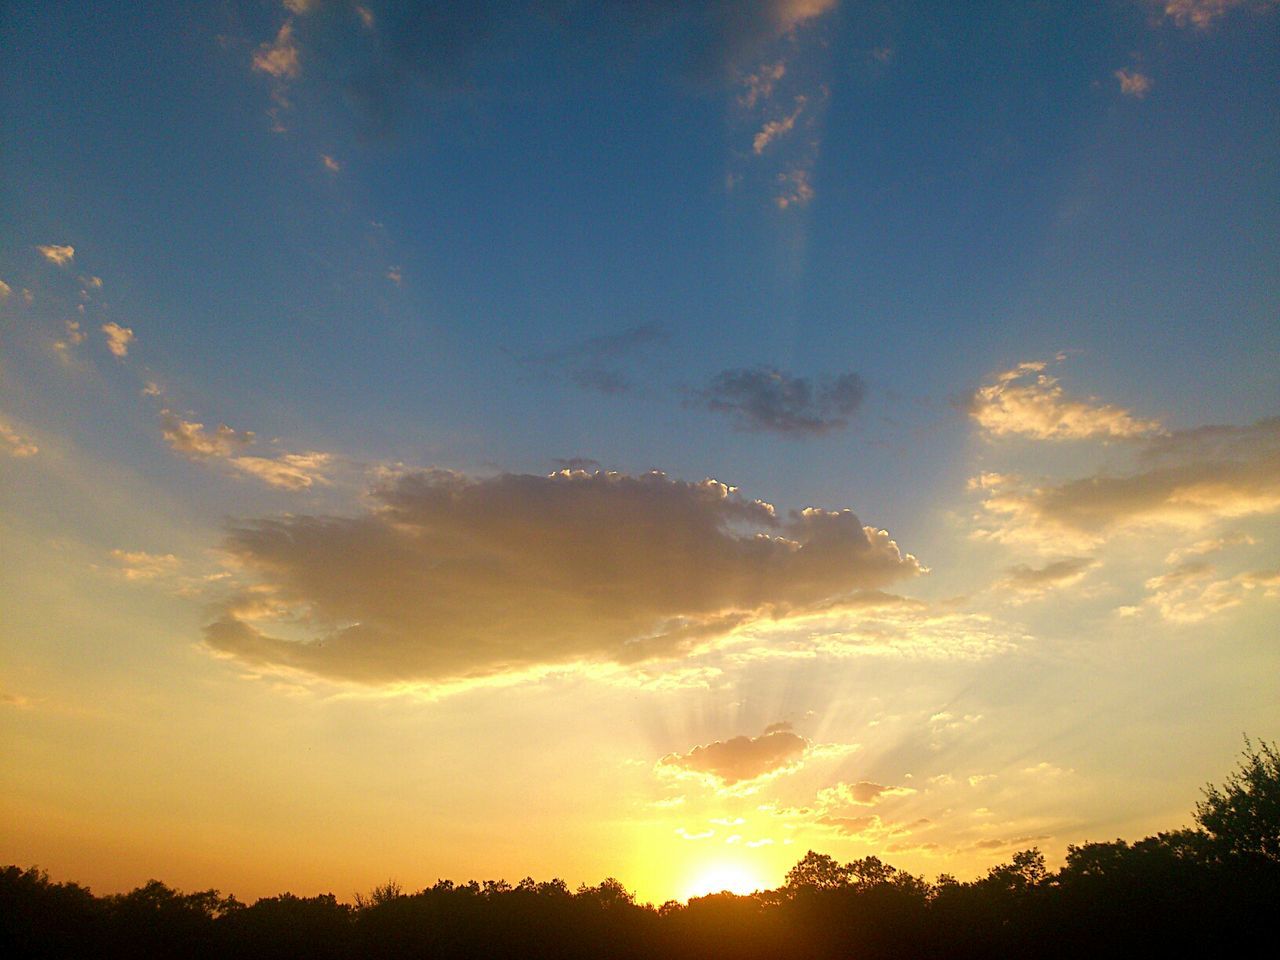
{"left": 253, "top": 20, "right": 300, "bottom": 79}
{"left": 694, "top": 366, "right": 864, "bottom": 434}
{"left": 159, "top": 410, "right": 330, "bottom": 490}
{"left": 1153, "top": 0, "right": 1276, "bottom": 29}
{"left": 524, "top": 323, "right": 668, "bottom": 395}
{"left": 204, "top": 468, "right": 922, "bottom": 686}
{"left": 161, "top": 411, "right": 255, "bottom": 459}
{"left": 968, "top": 358, "right": 1162, "bottom": 441}
{"left": 992, "top": 557, "right": 1096, "bottom": 602}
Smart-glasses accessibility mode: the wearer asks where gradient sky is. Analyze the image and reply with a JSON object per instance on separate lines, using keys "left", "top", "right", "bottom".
{"left": 2, "top": 0, "right": 1278, "bottom": 905}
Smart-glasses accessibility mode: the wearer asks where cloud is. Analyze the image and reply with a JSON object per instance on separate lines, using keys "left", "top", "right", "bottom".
{"left": 739, "top": 60, "right": 785, "bottom": 108}
{"left": 752, "top": 97, "right": 805, "bottom": 154}
{"left": 36, "top": 244, "right": 75, "bottom": 266}
{"left": 100, "top": 322, "right": 134, "bottom": 359}
{"left": 993, "top": 557, "right": 1096, "bottom": 601}
{"left": 695, "top": 366, "right": 864, "bottom": 434}
{"left": 1115, "top": 68, "right": 1152, "bottom": 98}
{"left": 775, "top": 167, "right": 815, "bottom": 208}
{"left": 816, "top": 780, "right": 917, "bottom": 807}
{"left": 321, "top": 154, "right": 342, "bottom": 173}
{"left": 1136, "top": 561, "right": 1280, "bottom": 623}
{"left": 109, "top": 549, "right": 181, "bottom": 582}
{"left": 973, "top": 417, "right": 1280, "bottom": 549}
{"left": 551, "top": 457, "right": 603, "bottom": 472}
{"left": 161, "top": 411, "right": 255, "bottom": 459}
{"left": 659, "top": 727, "right": 809, "bottom": 785}
{"left": 1154, "top": 0, "right": 1276, "bottom": 28}
{"left": 1165, "top": 532, "right": 1256, "bottom": 565}
{"left": 1, "top": 421, "right": 38, "bottom": 458}
{"left": 204, "top": 468, "right": 923, "bottom": 685}
{"left": 526, "top": 322, "right": 668, "bottom": 395}
{"left": 0, "top": 279, "right": 11, "bottom": 299}
{"left": 968, "top": 359, "right": 1162, "bottom": 440}
{"left": 253, "top": 20, "right": 301, "bottom": 79}
{"left": 228, "top": 452, "right": 332, "bottom": 490}
{"left": 53, "top": 320, "right": 85, "bottom": 355}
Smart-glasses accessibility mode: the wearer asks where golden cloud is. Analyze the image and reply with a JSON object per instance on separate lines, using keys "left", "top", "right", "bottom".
{"left": 969, "top": 359, "right": 1161, "bottom": 441}
{"left": 660, "top": 728, "right": 809, "bottom": 786}
{"left": 204, "top": 468, "right": 923, "bottom": 685}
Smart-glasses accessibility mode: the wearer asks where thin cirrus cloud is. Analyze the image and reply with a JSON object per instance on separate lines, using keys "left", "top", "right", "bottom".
{"left": 694, "top": 366, "right": 865, "bottom": 435}
{"left": 203, "top": 468, "right": 923, "bottom": 686}
{"left": 524, "top": 322, "right": 669, "bottom": 396}
{"left": 968, "top": 358, "right": 1162, "bottom": 441}
{"left": 972, "top": 417, "right": 1280, "bottom": 550}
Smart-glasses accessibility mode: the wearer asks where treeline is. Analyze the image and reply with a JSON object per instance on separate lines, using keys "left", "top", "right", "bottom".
{"left": 4, "top": 740, "right": 1278, "bottom": 960}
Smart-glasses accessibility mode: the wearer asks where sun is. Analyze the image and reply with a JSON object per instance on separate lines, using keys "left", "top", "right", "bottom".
{"left": 681, "top": 860, "right": 770, "bottom": 900}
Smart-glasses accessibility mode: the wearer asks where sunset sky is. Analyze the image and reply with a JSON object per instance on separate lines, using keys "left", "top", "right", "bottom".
{"left": 2, "top": 0, "right": 1278, "bottom": 906}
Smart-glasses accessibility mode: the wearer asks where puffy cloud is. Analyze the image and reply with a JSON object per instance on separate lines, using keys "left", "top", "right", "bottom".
{"left": 695, "top": 366, "right": 864, "bottom": 434}
{"left": 973, "top": 417, "right": 1280, "bottom": 549}
{"left": 228, "top": 452, "right": 332, "bottom": 490}
{"left": 1115, "top": 68, "right": 1152, "bottom": 98}
{"left": 253, "top": 20, "right": 301, "bottom": 79}
{"left": 659, "top": 727, "right": 809, "bottom": 785}
{"left": 36, "top": 244, "right": 75, "bottom": 266}
{"left": 100, "top": 322, "right": 134, "bottom": 358}
{"left": 204, "top": 468, "right": 923, "bottom": 685}
{"left": 969, "top": 359, "right": 1162, "bottom": 440}
{"left": 1, "top": 421, "right": 38, "bottom": 458}
{"left": 1155, "top": 0, "right": 1275, "bottom": 28}
{"left": 161, "top": 411, "right": 255, "bottom": 459}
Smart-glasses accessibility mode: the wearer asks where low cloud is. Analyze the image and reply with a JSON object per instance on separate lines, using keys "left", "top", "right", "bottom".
{"left": 968, "top": 359, "right": 1162, "bottom": 441}
{"left": 101, "top": 322, "right": 135, "bottom": 359}
{"left": 973, "top": 417, "right": 1280, "bottom": 549}
{"left": 205, "top": 468, "right": 923, "bottom": 685}
{"left": 695, "top": 366, "right": 864, "bottom": 434}
{"left": 659, "top": 727, "right": 809, "bottom": 785}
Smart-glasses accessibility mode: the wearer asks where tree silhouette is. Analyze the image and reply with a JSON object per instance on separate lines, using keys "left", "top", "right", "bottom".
{"left": 1195, "top": 736, "right": 1280, "bottom": 862}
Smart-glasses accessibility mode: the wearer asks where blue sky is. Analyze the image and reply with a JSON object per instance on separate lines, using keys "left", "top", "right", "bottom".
{"left": 2, "top": 0, "right": 1278, "bottom": 902}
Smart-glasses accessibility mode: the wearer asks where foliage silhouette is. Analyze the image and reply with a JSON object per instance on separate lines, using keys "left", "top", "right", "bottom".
{"left": 3, "top": 740, "right": 1279, "bottom": 959}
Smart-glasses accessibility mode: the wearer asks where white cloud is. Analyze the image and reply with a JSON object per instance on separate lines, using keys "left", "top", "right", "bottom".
{"left": 36, "top": 244, "right": 75, "bottom": 266}
{"left": 101, "top": 322, "right": 134, "bottom": 358}
{"left": 204, "top": 468, "right": 923, "bottom": 685}
{"left": 969, "top": 358, "right": 1162, "bottom": 440}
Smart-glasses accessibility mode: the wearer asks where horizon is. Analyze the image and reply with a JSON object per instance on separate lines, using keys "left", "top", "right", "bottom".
{"left": 2, "top": 0, "right": 1278, "bottom": 908}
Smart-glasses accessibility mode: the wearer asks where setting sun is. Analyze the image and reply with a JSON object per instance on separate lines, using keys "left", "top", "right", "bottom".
{"left": 682, "top": 861, "right": 771, "bottom": 900}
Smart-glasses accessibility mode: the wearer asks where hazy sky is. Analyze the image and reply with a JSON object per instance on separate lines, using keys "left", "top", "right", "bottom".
{"left": 2, "top": 0, "right": 1278, "bottom": 905}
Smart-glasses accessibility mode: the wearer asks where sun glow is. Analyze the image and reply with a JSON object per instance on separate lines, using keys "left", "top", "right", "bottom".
{"left": 682, "top": 860, "right": 770, "bottom": 900}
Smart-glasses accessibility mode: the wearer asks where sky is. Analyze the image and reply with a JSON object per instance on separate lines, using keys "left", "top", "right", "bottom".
{"left": 1, "top": 0, "right": 1278, "bottom": 905}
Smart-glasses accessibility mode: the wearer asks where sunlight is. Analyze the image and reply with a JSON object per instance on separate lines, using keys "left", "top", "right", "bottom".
{"left": 681, "top": 860, "right": 770, "bottom": 900}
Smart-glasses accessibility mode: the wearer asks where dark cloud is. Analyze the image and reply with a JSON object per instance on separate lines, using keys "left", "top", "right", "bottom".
{"left": 659, "top": 728, "right": 809, "bottom": 784}
{"left": 206, "top": 468, "right": 922, "bottom": 685}
{"left": 523, "top": 322, "right": 669, "bottom": 395}
{"left": 694, "top": 366, "right": 865, "bottom": 434}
